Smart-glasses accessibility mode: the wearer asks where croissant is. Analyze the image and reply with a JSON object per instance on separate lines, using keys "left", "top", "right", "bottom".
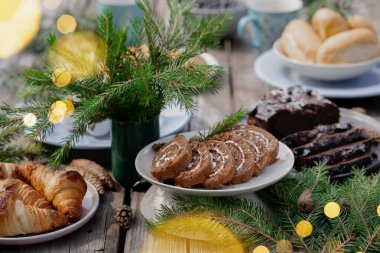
{"left": 16, "top": 163, "right": 87, "bottom": 221}
{"left": 0, "top": 162, "right": 17, "bottom": 179}
{"left": 0, "top": 179, "right": 52, "bottom": 209}
{"left": 0, "top": 191, "right": 68, "bottom": 236}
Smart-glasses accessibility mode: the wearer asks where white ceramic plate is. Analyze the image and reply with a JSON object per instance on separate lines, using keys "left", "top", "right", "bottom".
{"left": 0, "top": 181, "right": 99, "bottom": 245}
{"left": 255, "top": 49, "right": 380, "bottom": 98}
{"left": 273, "top": 39, "right": 380, "bottom": 81}
{"left": 43, "top": 105, "right": 192, "bottom": 149}
{"left": 135, "top": 131, "right": 295, "bottom": 197}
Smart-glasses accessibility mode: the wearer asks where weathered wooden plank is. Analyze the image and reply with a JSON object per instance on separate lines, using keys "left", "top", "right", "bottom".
{"left": 0, "top": 185, "right": 125, "bottom": 253}
{"left": 124, "top": 191, "right": 147, "bottom": 253}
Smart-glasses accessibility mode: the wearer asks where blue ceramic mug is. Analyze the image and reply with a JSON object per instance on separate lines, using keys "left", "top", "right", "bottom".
{"left": 98, "top": 0, "right": 143, "bottom": 45}
{"left": 237, "top": 0, "right": 303, "bottom": 54}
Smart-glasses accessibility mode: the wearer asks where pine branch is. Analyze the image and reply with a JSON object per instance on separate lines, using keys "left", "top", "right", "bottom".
{"left": 149, "top": 164, "right": 380, "bottom": 251}
{"left": 199, "top": 108, "right": 246, "bottom": 141}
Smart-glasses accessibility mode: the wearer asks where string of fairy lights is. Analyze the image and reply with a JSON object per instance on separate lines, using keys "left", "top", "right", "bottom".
{"left": 250, "top": 201, "right": 380, "bottom": 253}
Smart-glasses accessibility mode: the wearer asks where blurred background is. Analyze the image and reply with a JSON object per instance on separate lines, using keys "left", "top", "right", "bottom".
{"left": 0, "top": 0, "right": 379, "bottom": 105}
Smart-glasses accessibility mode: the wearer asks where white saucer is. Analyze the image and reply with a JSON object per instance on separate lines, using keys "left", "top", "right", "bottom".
{"left": 0, "top": 181, "right": 99, "bottom": 245}
{"left": 135, "top": 131, "right": 294, "bottom": 197}
{"left": 255, "top": 49, "right": 380, "bottom": 98}
{"left": 43, "top": 105, "right": 192, "bottom": 149}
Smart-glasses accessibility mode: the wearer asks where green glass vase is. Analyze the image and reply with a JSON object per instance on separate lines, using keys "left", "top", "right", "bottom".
{"left": 111, "top": 116, "right": 159, "bottom": 188}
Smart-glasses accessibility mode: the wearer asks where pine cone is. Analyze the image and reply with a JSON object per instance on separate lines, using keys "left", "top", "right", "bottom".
{"left": 63, "top": 166, "right": 105, "bottom": 195}
{"left": 297, "top": 188, "right": 313, "bottom": 214}
{"left": 70, "top": 159, "right": 114, "bottom": 189}
{"left": 115, "top": 204, "right": 133, "bottom": 230}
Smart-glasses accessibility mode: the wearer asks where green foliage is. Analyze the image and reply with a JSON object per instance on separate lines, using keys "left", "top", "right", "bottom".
{"left": 199, "top": 108, "right": 246, "bottom": 141}
{"left": 149, "top": 164, "right": 380, "bottom": 252}
{"left": 0, "top": 0, "right": 229, "bottom": 168}
{"left": 305, "top": 0, "right": 355, "bottom": 20}
{"left": 0, "top": 126, "right": 45, "bottom": 163}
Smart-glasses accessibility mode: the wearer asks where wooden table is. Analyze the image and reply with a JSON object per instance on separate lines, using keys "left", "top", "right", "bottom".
{"left": 2, "top": 3, "right": 380, "bottom": 253}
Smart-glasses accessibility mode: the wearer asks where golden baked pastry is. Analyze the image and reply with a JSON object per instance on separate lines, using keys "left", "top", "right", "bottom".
{"left": 312, "top": 8, "right": 349, "bottom": 40}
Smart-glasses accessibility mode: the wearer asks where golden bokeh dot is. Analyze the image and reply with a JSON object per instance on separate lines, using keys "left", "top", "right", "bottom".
{"left": 56, "top": 14, "right": 77, "bottom": 34}
{"left": 252, "top": 245, "right": 270, "bottom": 253}
{"left": 51, "top": 100, "right": 67, "bottom": 116}
{"left": 52, "top": 68, "right": 72, "bottom": 87}
{"left": 42, "top": 0, "right": 61, "bottom": 9}
{"left": 324, "top": 202, "right": 341, "bottom": 219}
{"left": 276, "top": 240, "right": 293, "bottom": 253}
{"left": 48, "top": 111, "right": 64, "bottom": 124}
{"left": 377, "top": 205, "right": 380, "bottom": 216}
{"left": 23, "top": 113, "right": 37, "bottom": 127}
{"left": 296, "top": 220, "right": 313, "bottom": 238}
{"left": 0, "top": 0, "right": 41, "bottom": 58}
{"left": 61, "top": 99, "right": 74, "bottom": 116}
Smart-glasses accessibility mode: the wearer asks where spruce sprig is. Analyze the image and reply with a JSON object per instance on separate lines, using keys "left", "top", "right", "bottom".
{"left": 149, "top": 163, "right": 380, "bottom": 252}
{"left": 199, "top": 108, "right": 246, "bottom": 141}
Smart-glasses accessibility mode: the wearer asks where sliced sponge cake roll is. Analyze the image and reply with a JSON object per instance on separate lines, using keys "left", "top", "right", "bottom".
{"left": 151, "top": 135, "right": 192, "bottom": 182}
{"left": 174, "top": 141, "right": 212, "bottom": 188}
{"left": 202, "top": 140, "right": 235, "bottom": 189}
{"left": 212, "top": 132, "right": 256, "bottom": 184}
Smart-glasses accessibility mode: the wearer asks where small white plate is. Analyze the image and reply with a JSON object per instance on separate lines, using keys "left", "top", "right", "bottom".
{"left": 135, "top": 131, "right": 294, "bottom": 197}
{"left": 43, "top": 105, "right": 192, "bottom": 149}
{"left": 273, "top": 39, "right": 380, "bottom": 81}
{"left": 0, "top": 181, "right": 99, "bottom": 245}
{"left": 255, "top": 49, "right": 380, "bottom": 98}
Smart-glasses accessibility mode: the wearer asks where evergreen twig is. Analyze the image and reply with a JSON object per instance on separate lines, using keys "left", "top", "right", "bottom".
{"left": 199, "top": 108, "right": 246, "bottom": 141}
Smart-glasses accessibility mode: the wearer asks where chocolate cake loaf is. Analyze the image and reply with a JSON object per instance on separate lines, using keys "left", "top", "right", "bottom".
{"left": 151, "top": 135, "right": 192, "bottom": 181}
{"left": 174, "top": 141, "right": 212, "bottom": 188}
{"left": 248, "top": 86, "right": 340, "bottom": 138}
{"left": 212, "top": 132, "right": 256, "bottom": 184}
{"left": 202, "top": 140, "right": 235, "bottom": 189}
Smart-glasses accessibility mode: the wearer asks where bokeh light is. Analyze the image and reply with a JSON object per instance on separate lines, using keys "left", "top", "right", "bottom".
{"left": 252, "top": 245, "right": 270, "bottom": 253}
{"left": 324, "top": 202, "right": 341, "bottom": 219}
{"left": 56, "top": 14, "right": 77, "bottom": 34}
{"left": 295, "top": 220, "right": 313, "bottom": 238}
{"left": 52, "top": 68, "right": 72, "bottom": 87}
{"left": 42, "top": 0, "right": 61, "bottom": 10}
{"left": 0, "top": 0, "right": 41, "bottom": 58}
{"left": 23, "top": 113, "right": 37, "bottom": 127}
{"left": 61, "top": 99, "right": 74, "bottom": 116}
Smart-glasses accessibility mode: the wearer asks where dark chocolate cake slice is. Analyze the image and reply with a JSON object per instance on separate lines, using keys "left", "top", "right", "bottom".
{"left": 282, "top": 123, "right": 378, "bottom": 176}
{"left": 296, "top": 139, "right": 374, "bottom": 169}
{"left": 248, "top": 86, "right": 340, "bottom": 139}
{"left": 281, "top": 123, "right": 353, "bottom": 148}
{"left": 293, "top": 128, "right": 368, "bottom": 158}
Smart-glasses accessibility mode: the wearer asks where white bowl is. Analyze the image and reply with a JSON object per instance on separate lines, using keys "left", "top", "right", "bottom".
{"left": 273, "top": 39, "right": 380, "bottom": 81}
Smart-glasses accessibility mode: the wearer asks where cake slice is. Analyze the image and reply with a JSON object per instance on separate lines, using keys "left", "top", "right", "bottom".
{"left": 232, "top": 125, "right": 279, "bottom": 165}
{"left": 174, "top": 141, "right": 212, "bottom": 188}
{"left": 281, "top": 123, "right": 353, "bottom": 148}
{"left": 202, "top": 140, "right": 235, "bottom": 189}
{"left": 212, "top": 132, "right": 256, "bottom": 184}
{"left": 151, "top": 135, "right": 192, "bottom": 181}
